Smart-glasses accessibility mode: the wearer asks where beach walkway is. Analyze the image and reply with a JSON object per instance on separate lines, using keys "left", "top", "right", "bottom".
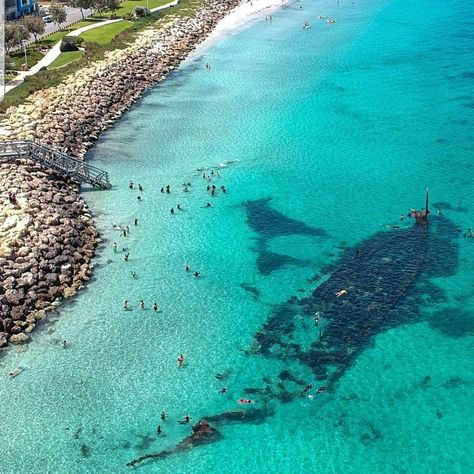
{"left": 0, "top": 140, "right": 111, "bottom": 189}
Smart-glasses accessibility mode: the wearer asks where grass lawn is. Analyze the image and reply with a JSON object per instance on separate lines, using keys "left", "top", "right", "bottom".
{"left": 48, "top": 50, "right": 85, "bottom": 70}
{"left": 9, "top": 49, "right": 45, "bottom": 71}
{"left": 40, "top": 19, "right": 104, "bottom": 47}
{"left": 80, "top": 21, "right": 133, "bottom": 44}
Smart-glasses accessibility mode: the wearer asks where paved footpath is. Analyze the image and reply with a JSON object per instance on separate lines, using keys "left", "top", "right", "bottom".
{"left": 4, "top": 0, "right": 180, "bottom": 96}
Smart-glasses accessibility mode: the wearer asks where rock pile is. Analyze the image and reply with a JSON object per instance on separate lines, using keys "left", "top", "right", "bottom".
{"left": 0, "top": 0, "right": 242, "bottom": 347}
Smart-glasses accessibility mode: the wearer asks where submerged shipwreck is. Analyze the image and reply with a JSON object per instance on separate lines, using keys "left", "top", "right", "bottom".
{"left": 128, "top": 191, "right": 458, "bottom": 466}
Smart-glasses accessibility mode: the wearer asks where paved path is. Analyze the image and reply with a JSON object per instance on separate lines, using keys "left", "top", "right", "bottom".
{"left": 4, "top": 0, "right": 180, "bottom": 97}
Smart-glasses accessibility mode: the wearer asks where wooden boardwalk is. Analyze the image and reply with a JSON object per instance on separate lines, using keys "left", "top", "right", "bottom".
{"left": 0, "top": 140, "right": 111, "bottom": 189}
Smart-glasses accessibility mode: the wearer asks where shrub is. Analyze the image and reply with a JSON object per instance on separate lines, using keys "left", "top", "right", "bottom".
{"left": 60, "top": 36, "right": 84, "bottom": 52}
{"left": 133, "top": 6, "right": 150, "bottom": 17}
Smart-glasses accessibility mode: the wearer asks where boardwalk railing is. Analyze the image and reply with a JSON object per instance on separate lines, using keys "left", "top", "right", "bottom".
{"left": 0, "top": 140, "right": 111, "bottom": 189}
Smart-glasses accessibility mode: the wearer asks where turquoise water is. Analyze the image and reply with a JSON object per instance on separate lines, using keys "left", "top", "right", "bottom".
{"left": 1, "top": 0, "right": 474, "bottom": 472}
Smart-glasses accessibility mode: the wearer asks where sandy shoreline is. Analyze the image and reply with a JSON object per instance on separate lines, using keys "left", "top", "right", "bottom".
{"left": 0, "top": 0, "right": 289, "bottom": 349}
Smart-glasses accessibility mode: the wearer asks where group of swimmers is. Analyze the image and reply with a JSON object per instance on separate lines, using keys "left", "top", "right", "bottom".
{"left": 123, "top": 300, "right": 159, "bottom": 312}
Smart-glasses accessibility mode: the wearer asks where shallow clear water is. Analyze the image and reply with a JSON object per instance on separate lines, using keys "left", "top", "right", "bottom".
{"left": 1, "top": 0, "right": 474, "bottom": 472}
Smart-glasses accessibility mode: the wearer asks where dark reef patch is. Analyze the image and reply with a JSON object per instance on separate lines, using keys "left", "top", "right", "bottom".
{"left": 243, "top": 198, "right": 329, "bottom": 275}
{"left": 251, "top": 216, "right": 459, "bottom": 385}
{"left": 240, "top": 283, "right": 261, "bottom": 299}
{"left": 428, "top": 307, "right": 474, "bottom": 338}
{"left": 432, "top": 201, "right": 468, "bottom": 213}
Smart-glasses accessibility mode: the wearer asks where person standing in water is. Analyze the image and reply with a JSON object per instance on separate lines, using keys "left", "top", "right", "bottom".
{"left": 177, "top": 354, "right": 185, "bottom": 367}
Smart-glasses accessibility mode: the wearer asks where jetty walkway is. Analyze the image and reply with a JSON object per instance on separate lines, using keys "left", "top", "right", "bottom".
{"left": 0, "top": 140, "right": 111, "bottom": 189}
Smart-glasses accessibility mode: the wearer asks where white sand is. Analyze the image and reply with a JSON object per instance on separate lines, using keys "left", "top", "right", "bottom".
{"left": 188, "top": 0, "right": 291, "bottom": 59}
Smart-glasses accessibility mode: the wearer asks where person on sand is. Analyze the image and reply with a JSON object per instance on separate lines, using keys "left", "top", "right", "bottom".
{"left": 139, "top": 300, "right": 145, "bottom": 310}
{"left": 177, "top": 354, "right": 185, "bottom": 367}
{"left": 152, "top": 303, "right": 158, "bottom": 312}
{"left": 123, "top": 301, "right": 130, "bottom": 310}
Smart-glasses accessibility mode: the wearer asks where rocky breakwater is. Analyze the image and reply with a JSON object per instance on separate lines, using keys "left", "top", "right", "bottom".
{"left": 0, "top": 159, "right": 99, "bottom": 348}
{"left": 0, "top": 0, "right": 243, "bottom": 348}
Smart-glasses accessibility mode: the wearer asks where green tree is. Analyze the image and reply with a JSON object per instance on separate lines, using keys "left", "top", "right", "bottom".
{"left": 69, "top": 0, "right": 94, "bottom": 19}
{"left": 21, "top": 15, "right": 46, "bottom": 42}
{"left": 4, "top": 23, "right": 30, "bottom": 55}
{"left": 49, "top": 4, "right": 68, "bottom": 30}
{"left": 105, "top": 0, "right": 120, "bottom": 16}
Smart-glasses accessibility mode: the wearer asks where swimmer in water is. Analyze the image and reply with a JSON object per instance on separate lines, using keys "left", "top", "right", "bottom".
{"left": 316, "top": 386, "right": 326, "bottom": 394}
{"left": 152, "top": 303, "right": 158, "bottom": 312}
{"left": 161, "top": 187, "right": 165, "bottom": 193}
{"left": 129, "top": 181, "right": 134, "bottom": 189}
{"left": 137, "top": 196, "right": 142, "bottom": 201}
{"left": 130, "top": 271, "right": 139, "bottom": 279}
{"left": 194, "top": 271, "right": 201, "bottom": 277}
{"left": 335, "top": 289, "right": 348, "bottom": 297}
{"left": 156, "top": 425, "right": 162, "bottom": 435}
{"left": 166, "top": 185, "right": 171, "bottom": 194}
{"left": 206, "top": 202, "right": 212, "bottom": 208}
{"left": 62, "top": 340, "right": 68, "bottom": 349}
{"left": 134, "top": 217, "right": 138, "bottom": 225}
{"left": 112, "top": 242, "right": 117, "bottom": 252}
{"left": 124, "top": 253, "right": 129, "bottom": 262}
{"left": 238, "top": 398, "right": 255, "bottom": 405}
{"left": 219, "top": 387, "right": 228, "bottom": 394}
{"left": 177, "top": 203, "right": 182, "bottom": 210}
{"left": 138, "top": 184, "right": 143, "bottom": 192}
{"left": 303, "top": 384, "right": 313, "bottom": 393}
{"left": 170, "top": 208, "right": 175, "bottom": 214}
{"left": 180, "top": 415, "right": 190, "bottom": 424}
{"left": 160, "top": 411, "right": 167, "bottom": 421}
{"left": 123, "top": 301, "right": 130, "bottom": 310}
{"left": 139, "top": 300, "right": 145, "bottom": 310}
{"left": 184, "top": 263, "right": 190, "bottom": 272}
{"left": 177, "top": 354, "right": 185, "bottom": 367}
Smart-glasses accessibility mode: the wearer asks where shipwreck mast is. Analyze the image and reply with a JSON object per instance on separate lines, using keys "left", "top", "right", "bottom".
{"left": 410, "top": 188, "right": 430, "bottom": 225}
